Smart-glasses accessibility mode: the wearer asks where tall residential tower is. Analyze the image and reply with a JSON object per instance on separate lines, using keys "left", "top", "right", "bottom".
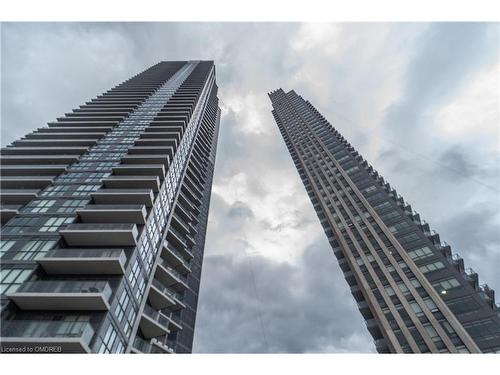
{"left": 0, "top": 61, "right": 220, "bottom": 353}
{"left": 269, "top": 88, "right": 500, "bottom": 353}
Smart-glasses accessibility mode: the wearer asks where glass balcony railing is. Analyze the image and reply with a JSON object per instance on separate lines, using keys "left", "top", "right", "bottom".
{"left": 44, "top": 248, "right": 125, "bottom": 260}
{"left": 133, "top": 336, "right": 152, "bottom": 353}
{"left": 161, "top": 310, "right": 182, "bottom": 327}
{"left": 158, "top": 259, "right": 188, "bottom": 283}
{"left": 166, "top": 240, "right": 193, "bottom": 261}
{"left": 16, "top": 280, "right": 112, "bottom": 299}
{"left": 143, "top": 304, "right": 170, "bottom": 329}
{"left": 168, "top": 227, "right": 188, "bottom": 246}
{"left": 151, "top": 279, "right": 183, "bottom": 303}
{"left": 1, "top": 319, "right": 94, "bottom": 344}
{"left": 65, "top": 223, "right": 136, "bottom": 231}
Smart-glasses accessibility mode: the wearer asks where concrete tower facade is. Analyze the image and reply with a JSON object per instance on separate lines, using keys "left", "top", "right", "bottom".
{"left": 269, "top": 88, "right": 500, "bottom": 353}
{"left": 1, "top": 61, "right": 220, "bottom": 353}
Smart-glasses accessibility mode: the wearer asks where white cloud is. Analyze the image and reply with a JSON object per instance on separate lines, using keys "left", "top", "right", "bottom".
{"left": 435, "top": 61, "right": 499, "bottom": 148}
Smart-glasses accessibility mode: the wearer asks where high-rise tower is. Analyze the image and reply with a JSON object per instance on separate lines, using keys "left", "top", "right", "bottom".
{"left": 0, "top": 61, "right": 220, "bottom": 353}
{"left": 269, "top": 88, "right": 500, "bottom": 353}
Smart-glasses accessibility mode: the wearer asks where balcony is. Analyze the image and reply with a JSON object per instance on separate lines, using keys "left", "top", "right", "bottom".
{"left": 121, "top": 154, "right": 170, "bottom": 167}
{"left": 161, "top": 244, "right": 191, "bottom": 275}
{"left": 131, "top": 336, "right": 174, "bottom": 354}
{"left": 365, "top": 318, "right": 383, "bottom": 339}
{"left": 0, "top": 206, "right": 19, "bottom": 224}
{"left": 12, "top": 139, "right": 97, "bottom": 147}
{"left": 135, "top": 138, "right": 177, "bottom": 148}
{"left": 91, "top": 189, "right": 154, "bottom": 207}
{"left": 37, "top": 126, "right": 113, "bottom": 133}
{"left": 0, "top": 189, "right": 39, "bottom": 205}
{"left": 167, "top": 227, "right": 188, "bottom": 250}
{"left": 145, "top": 125, "right": 183, "bottom": 137}
{"left": 0, "top": 320, "right": 95, "bottom": 353}
{"left": 8, "top": 280, "right": 112, "bottom": 311}
{"left": 171, "top": 214, "right": 190, "bottom": 235}
{"left": 179, "top": 192, "right": 200, "bottom": 215}
{"left": 0, "top": 176, "right": 53, "bottom": 190}
{"left": 38, "top": 249, "right": 127, "bottom": 275}
{"left": 161, "top": 311, "right": 183, "bottom": 332}
{"left": 174, "top": 202, "right": 193, "bottom": 223}
{"left": 128, "top": 146, "right": 174, "bottom": 160}
{"left": 181, "top": 184, "right": 201, "bottom": 205}
{"left": 113, "top": 164, "right": 166, "bottom": 180}
{"left": 102, "top": 176, "right": 160, "bottom": 193}
{"left": 0, "top": 146, "right": 89, "bottom": 155}
{"left": 0, "top": 155, "right": 80, "bottom": 165}
{"left": 357, "top": 300, "right": 373, "bottom": 320}
{"left": 77, "top": 204, "right": 147, "bottom": 224}
{"left": 141, "top": 132, "right": 181, "bottom": 143}
{"left": 60, "top": 223, "right": 139, "bottom": 247}
{"left": 139, "top": 304, "right": 170, "bottom": 339}
{"left": 148, "top": 279, "right": 185, "bottom": 310}
{"left": 156, "top": 260, "right": 189, "bottom": 292}
{"left": 0, "top": 165, "right": 67, "bottom": 176}
{"left": 151, "top": 338, "right": 175, "bottom": 353}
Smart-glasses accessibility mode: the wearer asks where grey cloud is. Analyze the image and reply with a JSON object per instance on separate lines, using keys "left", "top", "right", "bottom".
{"left": 228, "top": 201, "right": 255, "bottom": 219}
{"left": 194, "top": 242, "right": 374, "bottom": 353}
{"left": 438, "top": 203, "right": 500, "bottom": 289}
{"left": 382, "top": 23, "right": 497, "bottom": 140}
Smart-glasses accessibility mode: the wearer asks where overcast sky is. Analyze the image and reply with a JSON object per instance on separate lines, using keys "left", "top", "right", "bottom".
{"left": 1, "top": 22, "right": 499, "bottom": 353}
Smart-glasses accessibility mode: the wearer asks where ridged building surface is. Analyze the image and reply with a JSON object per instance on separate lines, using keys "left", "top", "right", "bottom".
{"left": 269, "top": 88, "right": 500, "bottom": 353}
{"left": 0, "top": 61, "right": 220, "bottom": 353}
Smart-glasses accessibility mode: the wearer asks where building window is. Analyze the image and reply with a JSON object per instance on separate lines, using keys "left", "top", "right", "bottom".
{"left": 39, "top": 217, "right": 75, "bottom": 232}
{"left": 419, "top": 261, "right": 445, "bottom": 274}
{"left": 22, "top": 199, "right": 56, "bottom": 213}
{"left": 0, "top": 240, "right": 16, "bottom": 257}
{"left": 433, "top": 278, "right": 461, "bottom": 293}
{"left": 423, "top": 297, "right": 439, "bottom": 312}
{"left": 0, "top": 268, "right": 32, "bottom": 294}
{"left": 12, "top": 240, "right": 57, "bottom": 261}
{"left": 2, "top": 217, "right": 39, "bottom": 233}
{"left": 72, "top": 185, "right": 100, "bottom": 196}
{"left": 57, "top": 199, "right": 88, "bottom": 213}
{"left": 407, "top": 246, "right": 433, "bottom": 260}
{"left": 409, "top": 301, "right": 424, "bottom": 317}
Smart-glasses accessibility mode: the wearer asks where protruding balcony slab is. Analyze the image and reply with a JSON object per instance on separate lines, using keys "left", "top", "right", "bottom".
{"left": 102, "top": 176, "right": 160, "bottom": 193}
{"left": 0, "top": 189, "right": 39, "bottom": 205}
{"left": 0, "top": 165, "right": 66, "bottom": 176}
{"left": 38, "top": 249, "right": 127, "bottom": 275}
{"left": 155, "top": 261, "right": 189, "bottom": 292}
{"left": 0, "top": 176, "right": 53, "bottom": 189}
{"left": 24, "top": 132, "right": 105, "bottom": 140}
{"left": 0, "top": 207, "right": 19, "bottom": 224}
{"left": 77, "top": 204, "right": 147, "bottom": 224}
{"left": 12, "top": 139, "right": 97, "bottom": 147}
{"left": 135, "top": 139, "right": 177, "bottom": 148}
{"left": 0, "top": 320, "right": 95, "bottom": 353}
{"left": 161, "top": 244, "right": 191, "bottom": 275}
{"left": 0, "top": 146, "right": 89, "bottom": 155}
{"left": 8, "top": 281, "right": 112, "bottom": 311}
{"left": 167, "top": 228, "right": 188, "bottom": 250}
{"left": 139, "top": 305, "right": 170, "bottom": 339}
{"left": 113, "top": 164, "right": 166, "bottom": 180}
{"left": 127, "top": 146, "right": 174, "bottom": 160}
{"left": 141, "top": 132, "right": 181, "bottom": 143}
{"left": 91, "top": 189, "right": 154, "bottom": 207}
{"left": 0, "top": 155, "right": 80, "bottom": 165}
{"left": 148, "top": 279, "right": 185, "bottom": 311}
{"left": 121, "top": 154, "right": 170, "bottom": 167}
{"left": 60, "top": 223, "right": 139, "bottom": 247}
